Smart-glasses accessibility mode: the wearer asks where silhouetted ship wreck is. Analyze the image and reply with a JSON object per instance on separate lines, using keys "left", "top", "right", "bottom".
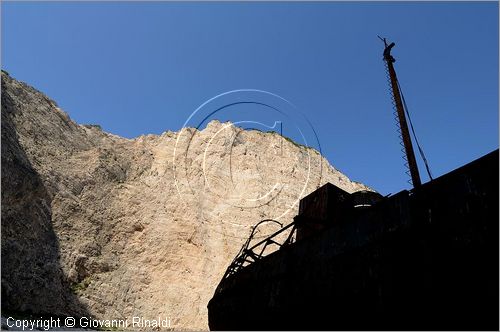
{"left": 207, "top": 40, "right": 499, "bottom": 330}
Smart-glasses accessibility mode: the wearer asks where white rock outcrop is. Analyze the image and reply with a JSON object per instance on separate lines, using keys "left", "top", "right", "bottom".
{"left": 1, "top": 71, "right": 371, "bottom": 330}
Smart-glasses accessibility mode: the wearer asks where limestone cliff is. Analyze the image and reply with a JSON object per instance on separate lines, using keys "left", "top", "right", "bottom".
{"left": 1, "top": 71, "right": 371, "bottom": 330}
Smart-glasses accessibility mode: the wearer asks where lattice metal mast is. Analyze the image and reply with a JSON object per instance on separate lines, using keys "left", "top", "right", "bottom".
{"left": 380, "top": 37, "right": 422, "bottom": 188}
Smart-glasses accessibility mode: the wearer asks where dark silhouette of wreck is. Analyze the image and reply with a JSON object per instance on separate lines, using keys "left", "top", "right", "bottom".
{"left": 208, "top": 149, "right": 499, "bottom": 330}
{"left": 208, "top": 39, "right": 499, "bottom": 330}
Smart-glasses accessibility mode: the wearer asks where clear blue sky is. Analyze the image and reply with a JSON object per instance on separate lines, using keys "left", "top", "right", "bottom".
{"left": 2, "top": 2, "right": 498, "bottom": 195}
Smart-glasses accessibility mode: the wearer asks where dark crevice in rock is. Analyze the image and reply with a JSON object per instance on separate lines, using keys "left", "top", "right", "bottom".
{"left": 1, "top": 74, "right": 92, "bottom": 319}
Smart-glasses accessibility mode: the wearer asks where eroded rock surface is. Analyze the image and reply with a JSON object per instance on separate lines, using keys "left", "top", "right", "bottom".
{"left": 1, "top": 71, "right": 371, "bottom": 330}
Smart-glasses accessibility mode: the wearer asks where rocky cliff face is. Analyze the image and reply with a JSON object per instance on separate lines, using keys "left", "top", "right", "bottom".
{"left": 1, "top": 71, "right": 371, "bottom": 330}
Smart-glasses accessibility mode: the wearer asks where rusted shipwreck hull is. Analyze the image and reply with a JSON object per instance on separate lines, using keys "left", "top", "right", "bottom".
{"left": 208, "top": 149, "right": 499, "bottom": 330}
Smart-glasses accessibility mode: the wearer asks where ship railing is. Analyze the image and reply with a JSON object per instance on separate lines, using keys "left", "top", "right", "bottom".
{"left": 222, "top": 218, "right": 300, "bottom": 280}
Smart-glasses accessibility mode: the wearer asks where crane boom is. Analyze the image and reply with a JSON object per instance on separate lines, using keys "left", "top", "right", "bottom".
{"left": 381, "top": 38, "right": 422, "bottom": 188}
